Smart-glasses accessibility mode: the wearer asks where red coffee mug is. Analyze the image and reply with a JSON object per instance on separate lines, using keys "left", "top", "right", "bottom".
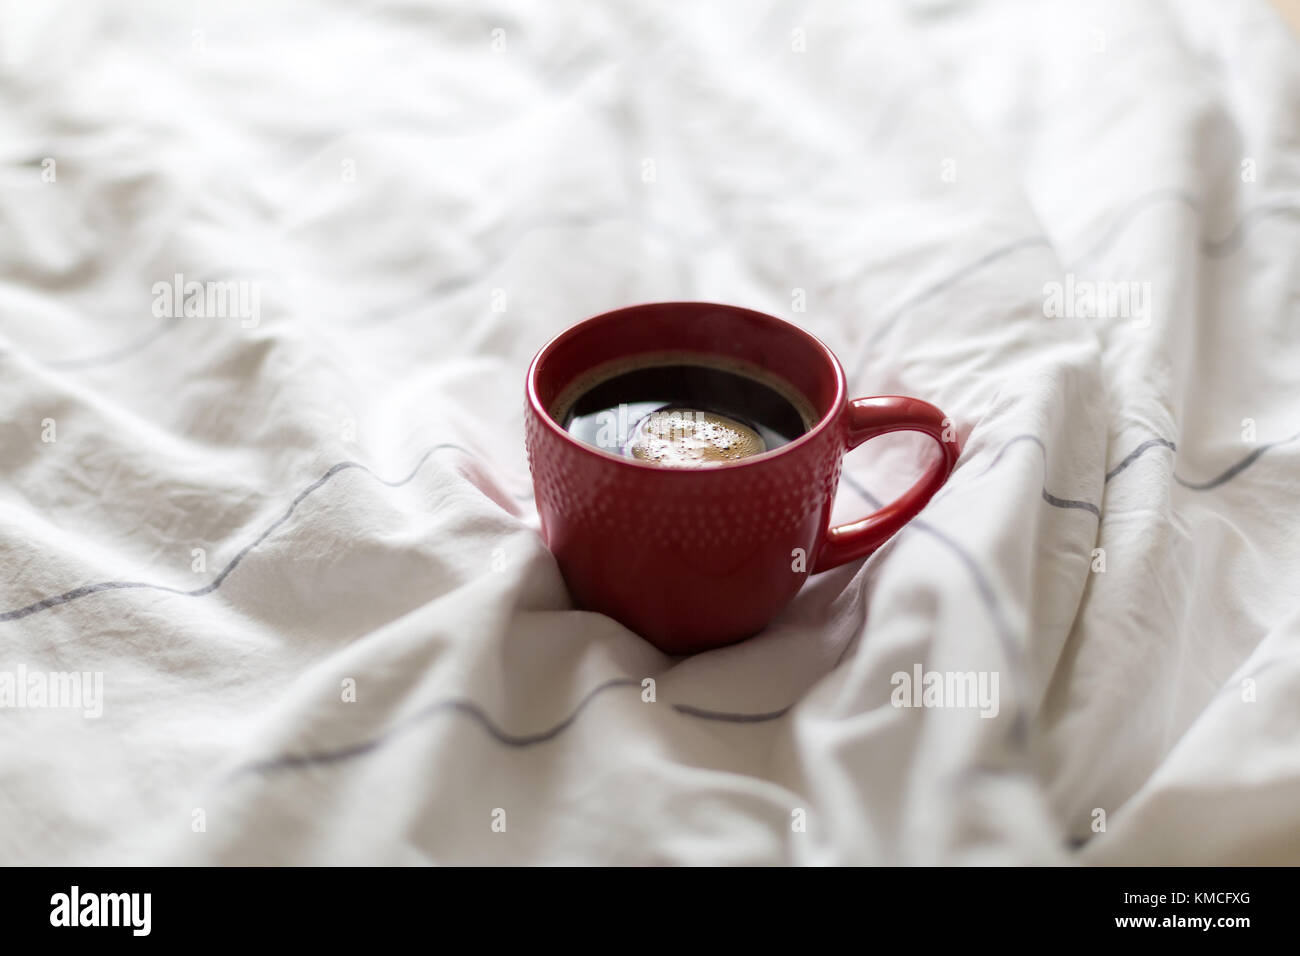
{"left": 525, "top": 302, "right": 959, "bottom": 653}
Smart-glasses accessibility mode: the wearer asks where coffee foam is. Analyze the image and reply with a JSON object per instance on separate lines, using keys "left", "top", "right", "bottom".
{"left": 549, "top": 351, "right": 819, "bottom": 443}
{"left": 627, "top": 408, "right": 766, "bottom": 466}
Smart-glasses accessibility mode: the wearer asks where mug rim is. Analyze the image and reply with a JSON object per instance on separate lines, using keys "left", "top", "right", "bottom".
{"left": 526, "top": 301, "right": 847, "bottom": 474}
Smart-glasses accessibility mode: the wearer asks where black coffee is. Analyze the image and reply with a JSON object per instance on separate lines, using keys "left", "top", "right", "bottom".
{"left": 554, "top": 356, "right": 814, "bottom": 467}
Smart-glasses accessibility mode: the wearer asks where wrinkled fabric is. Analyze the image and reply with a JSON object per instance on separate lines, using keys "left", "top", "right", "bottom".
{"left": 0, "top": 0, "right": 1296, "bottom": 865}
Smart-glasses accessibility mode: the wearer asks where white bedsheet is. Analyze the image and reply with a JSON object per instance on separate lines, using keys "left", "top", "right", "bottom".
{"left": 1, "top": 0, "right": 1297, "bottom": 865}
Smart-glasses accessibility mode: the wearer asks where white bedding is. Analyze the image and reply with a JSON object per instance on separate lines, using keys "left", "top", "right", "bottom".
{"left": 1, "top": 0, "right": 1297, "bottom": 865}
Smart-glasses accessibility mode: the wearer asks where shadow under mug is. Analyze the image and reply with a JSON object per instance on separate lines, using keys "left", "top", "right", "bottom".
{"left": 525, "top": 302, "right": 959, "bottom": 654}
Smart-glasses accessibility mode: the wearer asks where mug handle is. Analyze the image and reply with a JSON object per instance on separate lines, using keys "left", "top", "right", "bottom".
{"left": 812, "top": 396, "right": 960, "bottom": 573}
